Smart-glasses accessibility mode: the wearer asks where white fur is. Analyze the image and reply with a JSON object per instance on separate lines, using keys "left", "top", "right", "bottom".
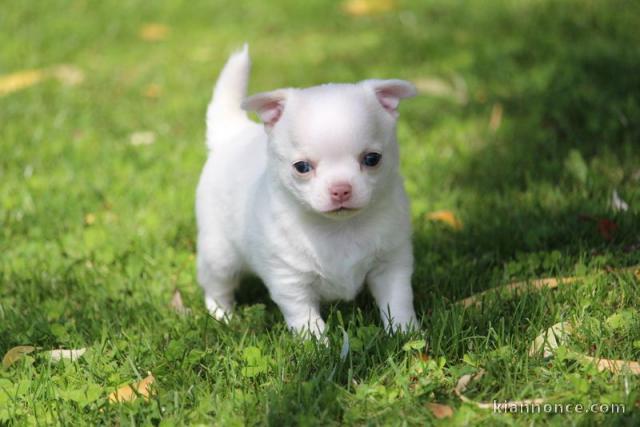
{"left": 196, "top": 45, "right": 418, "bottom": 338}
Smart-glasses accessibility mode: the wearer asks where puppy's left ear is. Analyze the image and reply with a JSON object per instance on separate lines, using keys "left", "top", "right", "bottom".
{"left": 242, "top": 90, "right": 288, "bottom": 129}
{"left": 363, "top": 79, "right": 417, "bottom": 118}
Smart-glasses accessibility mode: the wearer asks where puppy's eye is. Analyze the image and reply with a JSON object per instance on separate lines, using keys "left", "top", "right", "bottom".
{"left": 362, "top": 152, "right": 382, "bottom": 167}
{"left": 293, "top": 160, "right": 313, "bottom": 174}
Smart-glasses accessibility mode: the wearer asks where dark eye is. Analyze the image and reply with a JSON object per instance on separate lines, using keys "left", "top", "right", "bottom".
{"left": 293, "top": 160, "right": 313, "bottom": 174}
{"left": 362, "top": 152, "right": 382, "bottom": 167}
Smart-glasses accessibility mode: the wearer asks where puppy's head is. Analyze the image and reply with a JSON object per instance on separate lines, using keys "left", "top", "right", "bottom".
{"left": 243, "top": 80, "right": 416, "bottom": 220}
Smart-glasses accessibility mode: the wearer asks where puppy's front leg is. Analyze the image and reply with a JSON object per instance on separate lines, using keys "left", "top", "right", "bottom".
{"left": 367, "top": 247, "right": 418, "bottom": 332}
{"left": 268, "top": 279, "right": 325, "bottom": 339}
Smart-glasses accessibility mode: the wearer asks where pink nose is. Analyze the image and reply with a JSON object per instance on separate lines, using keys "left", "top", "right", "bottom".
{"left": 329, "top": 182, "right": 352, "bottom": 203}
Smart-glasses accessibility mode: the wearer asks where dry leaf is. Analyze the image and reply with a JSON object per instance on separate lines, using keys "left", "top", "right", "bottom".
{"left": 342, "top": 0, "right": 395, "bottom": 16}
{"left": 143, "top": 83, "right": 161, "bottom": 99}
{"left": 426, "top": 210, "right": 463, "bottom": 230}
{"left": 170, "top": 289, "right": 190, "bottom": 315}
{"left": 453, "top": 369, "right": 485, "bottom": 405}
{"left": 414, "top": 76, "right": 468, "bottom": 104}
{"left": 139, "top": 24, "right": 170, "bottom": 41}
{"left": 49, "top": 348, "right": 86, "bottom": 362}
{"left": 579, "top": 355, "right": 640, "bottom": 375}
{"left": 454, "top": 369, "right": 544, "bottom": 409}
{"left": 414, "top": 77, "right": 452, "bottom": 97}
{"left": 51, "top": 65, "right": 85, "bottom": 86}
{"left": 597, "top": 218, "right": 618, "bottom": 241}
{"left": 2, "top": 346, "right": 37, "bottom": 368}
{"left": 84, "top": 213, "right": 96, "bottom": 225}
{"left": 426, "top": 402, "right": 454, "bottom": 419}
{"left": 457, "top": 265, "right": 640, "bottom": 309}
{"left": 0, "top": 69, "right": 46, "bottom": 96}
{"left": 130, "top": 131, "right": 156, "bottom": 146}
{"left": 108, "top": 373, "right": 155, "bottom": 403}
{"left": 489, "top": 103, "right": 503, "bottom": 131}
{"left": 458, "top": 275, "right": 579, "bottom": 308}
{"left": 528, "top": 322, "right": 573, "bottom": 358}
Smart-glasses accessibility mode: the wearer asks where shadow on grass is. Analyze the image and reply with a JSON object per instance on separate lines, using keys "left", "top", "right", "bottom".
{"left": 402, "top": 1, "right": 640, "bottom": 306}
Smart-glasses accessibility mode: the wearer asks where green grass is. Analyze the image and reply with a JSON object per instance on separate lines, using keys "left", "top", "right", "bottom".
{"left": 1, "top": 0, "right": 640, "bottom": 425}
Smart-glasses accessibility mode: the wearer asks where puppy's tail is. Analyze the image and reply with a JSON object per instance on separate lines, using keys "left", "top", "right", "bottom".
{"left": 206, "top": 43, "right": 252, "bottom": 150}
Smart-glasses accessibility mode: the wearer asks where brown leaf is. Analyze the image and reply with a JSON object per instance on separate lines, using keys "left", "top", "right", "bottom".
{"left": 426, "top": 402, "right": 454, "bottom": 419}
{"left": 597, "top": 218, "right": 618, "bottom": 241}
{"left": 143, "top": 83, "right": 162, "bottom": 99}
{"left": 2, "top": 346, "right": 37, "bottom": 368}
{"left": 458, "top": 275, "right": 578, "bottom": 308}
{"left": 454, "top": 369, "right": 545, "bottom": 409}
{"left": 342, "top": 0, "right": 395, "bottom": 16}
{"left": 108, "top": 373, "right": 155, "bottom": 403}
{"left": 170, "top": 289, "right": 190, "bottom": 315}
{"left": 0, "top": 69, "right": 45, "bottom": 96}
{"left": 580, "top": 356, "right": 640, "bottom": 375}
{"left": 51, "top": 65, "right": 85, "bottom": 86}
{"left": 426, "top": 210, "right": 463, "bottom": 230}
{"left": 489, "top": 103, "right": 503, "bottom": 132}
{"left": 129, "top": 131, "right": 156, "bottom": 146}
{"left": 139, "top": 24, "right": 170, "bottom": 41}
{"left": 84, "top": 213, "right": 96, "bottom": 225}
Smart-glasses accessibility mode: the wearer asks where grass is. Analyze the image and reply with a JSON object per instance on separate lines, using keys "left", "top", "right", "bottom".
{"left": 1, "top": 0, "right": 640, "bottom": 424}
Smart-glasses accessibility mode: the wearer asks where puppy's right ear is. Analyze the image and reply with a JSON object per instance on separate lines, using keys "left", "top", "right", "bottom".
{"left": 242, "top": 90, "right": 287, "bottom": 129}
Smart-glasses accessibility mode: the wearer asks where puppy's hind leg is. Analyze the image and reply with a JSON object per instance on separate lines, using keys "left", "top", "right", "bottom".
{"left": 197, "top": 240, "right": 241, "bottom": 322}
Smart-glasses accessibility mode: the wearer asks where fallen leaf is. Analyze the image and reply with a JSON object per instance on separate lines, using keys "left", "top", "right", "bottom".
{"left": 0, "top": 69, "right": 46, "bottom": 96}
{"left": 414, "top": 76, "right": 468, "bottom": 104}
{"left": 597, "top": 218, "right": 618, "bottom": 241}
{"left": 581, "top": 356, "right": 640, "bottom": 375}
{"left": 342, "top": 0, "right": 395, "bottom": 16}
{"left": 84, "top": 213, "right": 96, "bottom": 225}
{"left": 453, "top": 369, "right": 485, "bottom": 405}
{"left": 51, "top": 65, "right": 85, "bottom": 86}
{"left": 457, "top": 265, "right": 640, "bottom": 309}
{"left": 170, "top": 289, "right": 189, "bottom": 315}
{"left": 489, "top": 103, "right": 503, "bottom": 131}
{"left": 426, "top": 402, "right": 454, "bottom": 419}
{"left": 108, "top": 373, "right": 155, "bottom": 403}
{"left": 611, "top": 190, "right": 629, "bottom": 212}
{"left": 2, "top": 346, "right": 37, "bottom": 368}
{"left": 143, "top": 83, "right": 162, "bottom": 99}
{"left": 48, "top": 348, "right": 86, "bottom": 362}
{"left": 139, "top": 23, "right": 170, "bottom": 41}
{"left": 458, "top": 275, "right": 578, "bottom": 308}
{"left": 528, "top": 322, "right": 573, "bottom": 358}
{"left": 129, "top": 131, "right": 156, "bottom": 146}
{"left": 454, "top": 369, "right": 545, "bottom": 409}
{"left": 426, "top": 210, "right": 463, "bottom": 230}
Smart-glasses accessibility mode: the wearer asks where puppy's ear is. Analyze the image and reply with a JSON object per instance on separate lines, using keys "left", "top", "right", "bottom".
{"left": 363, "top": 79, "right": 417, "bottom": 118}
{"left": 242, "top": 90, "right": 287, "bottom": 128}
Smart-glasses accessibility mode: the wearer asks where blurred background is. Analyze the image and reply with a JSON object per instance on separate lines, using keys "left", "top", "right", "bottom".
{"left": 1, "top": 0, "right": 639, "bottom": 423}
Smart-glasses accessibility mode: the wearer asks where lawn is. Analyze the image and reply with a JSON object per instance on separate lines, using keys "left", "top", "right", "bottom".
{"left": 1, "top": 0, "right": 640, "bottom": 425}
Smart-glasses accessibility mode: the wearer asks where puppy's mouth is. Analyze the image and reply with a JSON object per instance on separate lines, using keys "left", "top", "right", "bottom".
{"left": 321, "top": 206, "right": 362, "bottom": 218}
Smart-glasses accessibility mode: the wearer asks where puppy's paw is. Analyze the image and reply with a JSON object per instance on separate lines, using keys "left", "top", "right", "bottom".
{"left": 205, "top": 296, "right": 233, "bottom": 323}
{"left": 289, "top": 317, "right": 327, "bottom": 343}
{"left": 387, "top": 312, "right": 419, "bottom": 334}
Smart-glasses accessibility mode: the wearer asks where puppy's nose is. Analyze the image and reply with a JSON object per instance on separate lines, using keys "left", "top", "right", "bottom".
{"left": 329, "top": 182, "right": 352, "bottom": 203}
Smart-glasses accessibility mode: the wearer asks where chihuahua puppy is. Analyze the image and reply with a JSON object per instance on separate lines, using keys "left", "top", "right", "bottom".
{"left": 196, "top": 45, "right": 418, "bottom": 338}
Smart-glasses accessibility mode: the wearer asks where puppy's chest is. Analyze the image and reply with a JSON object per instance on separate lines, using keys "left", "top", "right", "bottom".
{"left": 307, "top": 233, "right": 378, "bottom": 301}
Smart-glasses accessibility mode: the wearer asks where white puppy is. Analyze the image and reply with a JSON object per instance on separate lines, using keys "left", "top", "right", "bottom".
{"left": 196, "top": 45, "right": 418, "bottom": 338}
